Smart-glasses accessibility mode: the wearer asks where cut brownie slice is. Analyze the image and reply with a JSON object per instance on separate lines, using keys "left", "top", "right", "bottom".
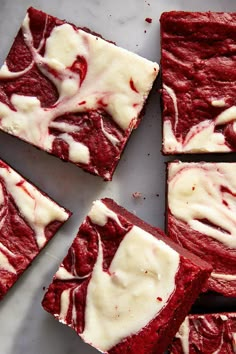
{"left": 42, "top": 198, "right": 212, "bottom": 354}
{"left": 0, "top": 7, "right": 159, "bottom": 180}
{"left": 167, "top": 161, "right": 236, "bottom": 297}
{"left": 160, "top": 11, "right": 236, "bottom": 154}
{"left": 0, "top": 159, "right": 70, "bottom": 300}
{"left": 169, "top": 313, "right": 236, "bottom": 353}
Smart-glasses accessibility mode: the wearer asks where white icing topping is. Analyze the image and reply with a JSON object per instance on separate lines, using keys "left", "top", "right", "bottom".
{"left": 0, "top": 242, "right": 16, "bottom": 274}
{"left": 164, "top": 120, "right": 230, "bottom": 153}
{"left": 0, "top": 61, "right": 34, "bottom": 79}
{"left": 163, "top": 84, "right": 179, "bottom": 130}
{"left": 58, "top": 133, "right": 90, "bottom": 164}
{"left": 59, "top": 288, "right": 71, "bottom": 321}
{"left": 0, "top": 12, "right": 158, "bottom": 169}
{"left": 45, "top": 24, "right": 88, "bottom": 68}
{"left": 232, "top": 332, "right": 236, "bottom": 353}
{"left": 215, "top": 106, "right": 236, "bottom": 125}
{"left": 168, "top": 163, "right": 236, "bottom": 249}
{"left": 211, "top": 99, "right": 226, "bottom": 108}
{"left": 163, "top": 86, "right": 236, "bottom": 153}
{"left": 211, "top": 272, "right": 236, "bottom": 281}
{"left": 0, "top": 162, "right": 69, "bottom": 249}
{"left": 219, "top": 315, "right": 228, "bottom": 321}
{"left": 175, "top": 317, "right": 190, "bottom": 354}
{"left": 88, "top": 200, "right": 123, "bottom": 227}
{"left": 82, "top": 218, "right": 179, "bottom": 351}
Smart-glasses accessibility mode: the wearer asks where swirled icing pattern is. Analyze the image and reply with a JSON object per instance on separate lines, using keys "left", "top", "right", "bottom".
{"left": 170, "top": 313, "right": 236, "bottom": 354}
{"left": 161, "top": 12, "right": 236, "bottom": 154}
{"left": 0, "top": 159, "right": 70, "bottom": 300}
{"left": 42, "top": 198, "right": 211, "bottom": 354}
{"left": 0, "top": 7, "right": 158, "bottom": 180}
{"left": 168, "top": 162, "right": 236, "bottom": 297}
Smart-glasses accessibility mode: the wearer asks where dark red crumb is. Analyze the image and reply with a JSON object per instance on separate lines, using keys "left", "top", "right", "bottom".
{"left": 144, "top": 30, "right": 147, "bottom": 33}
{"left": 157, "top": 297, "right": 162, "bottom": 301}
{"left": 43, "top": 286, "right": 46, "bottom": 291}
{"left": 156, "top": 194, "right": 159, "bottom": 197}
{"left": 145, "top": 17, "right": 152, "bottom": 23}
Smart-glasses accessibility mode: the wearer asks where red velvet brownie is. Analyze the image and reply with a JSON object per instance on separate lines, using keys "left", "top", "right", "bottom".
{"left": 0, "top": 159, "right": 70, "bottom": 300}
{"left": 169, "top": 313, "right": 236, "bottom": 353}
{"left": 167, "top": 162, "right": 236, "bottom": 297}
{"left": 161, "top": 11, "right": 236, "bottom": 154}
{"left": 42, "top": 198, "right": 212, "bottom": 354}
{"left": 0, "top": 7, "right": 158, "bottom": 180}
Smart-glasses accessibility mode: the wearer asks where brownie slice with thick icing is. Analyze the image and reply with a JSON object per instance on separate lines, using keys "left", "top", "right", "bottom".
{"left": 42, "top": 198, "right": 212, "bottom": 354}
{"left": 167, "top": 161, "right": 236, "bottom": 297}
{"left": 161, "top": 11, "right": 236, "bottom": 154}
{"left": 0, "top": 7, "right": 158, "bottom": 180}
{"left": 0, "top": 159, "right": 70, "bottom": 300}
{"left": 169, "top": 313, "right": 236, "bottom": 353}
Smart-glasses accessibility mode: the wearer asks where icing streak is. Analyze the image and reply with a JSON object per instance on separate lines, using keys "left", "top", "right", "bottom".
{"left": 163, "top": 85, "right": 234, "bottom": 153}
{"left": 54, "top": 200, "right": 179, "bottom": 352}
{"left": 171, "top": 314, "right": 236, "bottom": 354}
{"left": 0, "top": 9, "right": 158, "bottom": 178}
{"left": 168, "top": 163, "right": 236, "bottom": 249}
{"left": 129, "top": 78, "right": 139, "bottom": 93}
{"left": 0, "top": 162, "right": 69, "bottom": 249}
{"left": 0, "top": 160, "right": 69, "bottom": 299}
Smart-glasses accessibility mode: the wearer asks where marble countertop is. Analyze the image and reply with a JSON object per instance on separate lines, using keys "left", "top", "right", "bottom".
{"left": 0, "top": 0, "right": 235, "bottom": 353}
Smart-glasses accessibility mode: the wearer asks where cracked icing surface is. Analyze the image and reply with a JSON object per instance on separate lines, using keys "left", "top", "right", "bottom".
{"left": 42, "top": 198, "right": 211, "bottom": 354}
{"left": 0, "top": 8, "right": 158, "bottom": 179}
{"left": 0, "top": 159, "right": 70, "bottom": 300}
{"left": 161, "top": 11, "right": 236, "bottom": 154}
{"left": 168, "top": 162, "right": 236, "bottom": 296}
{"left": 170, "top": 313, "right": 236, "bottom": 354}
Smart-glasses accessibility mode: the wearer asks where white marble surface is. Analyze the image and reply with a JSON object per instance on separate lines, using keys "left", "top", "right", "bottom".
{"left": 0, "top": 0, "right": 235, "bottom": 353}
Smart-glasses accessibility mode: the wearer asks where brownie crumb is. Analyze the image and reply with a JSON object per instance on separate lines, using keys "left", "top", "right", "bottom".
{"left": 145, "top": 17, "right": 152, "bottom": 23}
{"left": 132, "top": 192, "right": 142, "bottom": 199}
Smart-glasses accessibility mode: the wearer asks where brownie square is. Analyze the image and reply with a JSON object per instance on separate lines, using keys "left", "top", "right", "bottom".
{"left": 0, "top": 159, "right": 70, "bottom": 300}
{"left": 0, "top": 7, "right": 158, "bottom": 180}
{"left": 167, "top": 161, "right": 236, "bottom": 297}
{"left": 161, "top": 11, "right": 236, "bottom": 154}
{"left": 42, "top": 198, "right": 211, "bottom": 354}
{"left": 169, "top": 313, "right": 236, "bottom": 353}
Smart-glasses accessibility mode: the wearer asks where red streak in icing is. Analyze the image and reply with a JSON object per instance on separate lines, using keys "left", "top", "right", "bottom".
{"left": 97, "top": 98, "right": 108, "bottom": 107}
{"left": 16, "top": 181, "right": 33, "bottom": 198}
{"left": 0, "top": 161, "right": 8, "bottom": 169}
{"left": 70, "top": 56, "right": 88, "bottom": 86}
{"left": 78, "top": 100, "right": 86, "bottom": 105}
{"left": 221, "top": 185, "right": 236, "bottom": 198}
{"left": 223, "top": 200, "right": 229, "bottom": 207}
{"left": 130, "top": 79, "right": 139, "bottom": 93}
